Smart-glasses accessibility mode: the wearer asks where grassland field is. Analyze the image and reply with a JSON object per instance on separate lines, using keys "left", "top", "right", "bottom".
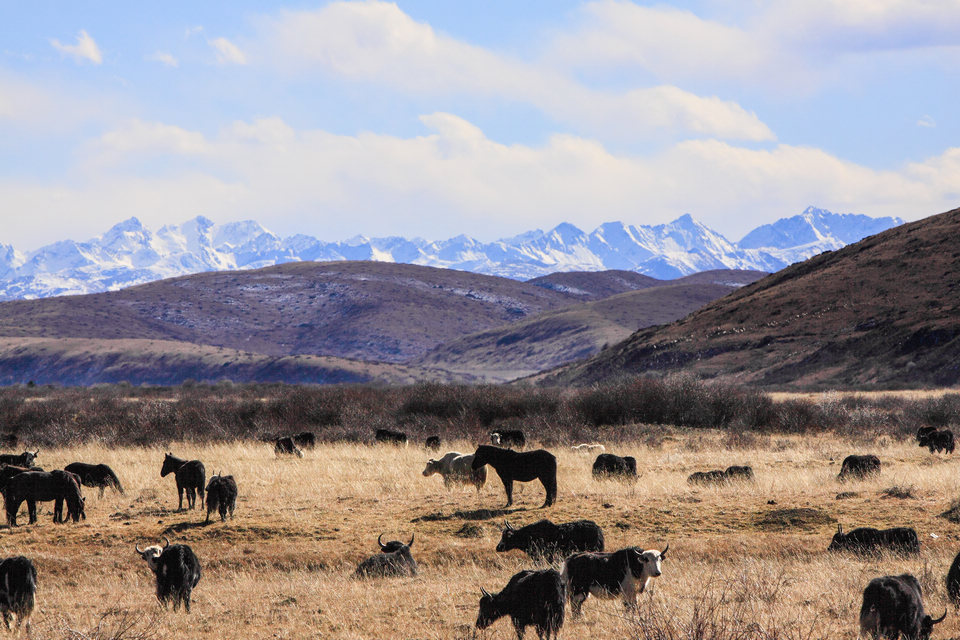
{"left": 7, "top": 429, "right": 960, "bottom": 639}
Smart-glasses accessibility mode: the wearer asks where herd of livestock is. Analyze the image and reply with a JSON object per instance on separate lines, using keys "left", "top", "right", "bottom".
{"left": 0, "top": 423, "right": 955, "bottom": 638}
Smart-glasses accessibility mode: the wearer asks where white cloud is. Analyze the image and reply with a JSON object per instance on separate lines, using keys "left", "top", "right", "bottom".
{"left": 146, "top": 51, "right": 178, "bottom": 68}
{"left": 50, "top": 29, "right": 103, "bottom": 65}
{"left": 257, "top": 1, "right": 773, "bottom": 142}
{"left": 185, "top": 26, "right": 204, "bottom": 39}
{"left": 917, "top": 115, "right": 936, "bottom": 128}
{"left": 6, "top": 114, "right": 955, "bottom": 249}
{"left": 210, "top": 37, "right": 247, "bottom": 65}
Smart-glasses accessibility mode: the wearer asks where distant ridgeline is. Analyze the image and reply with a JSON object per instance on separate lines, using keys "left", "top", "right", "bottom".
{"left": 0, "top": 207, "right": 901, "bottom": 300}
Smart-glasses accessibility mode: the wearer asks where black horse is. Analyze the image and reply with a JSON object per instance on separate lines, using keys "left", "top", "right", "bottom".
{"left": 161, "top": 453, "right": 206, "bottom": 511}
{"left": 471, "top": 445, "right": 557, "bottom": 508}
{"left": 4, "top": 470, "right": 84, "bottom": 526}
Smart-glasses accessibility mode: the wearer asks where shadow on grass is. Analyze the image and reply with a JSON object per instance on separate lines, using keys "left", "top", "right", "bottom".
{"left": 161, "top": 520, "right": 211, "bottom": 535}
{"left": 411, "top": 507, "right": 525, "bottom": 523}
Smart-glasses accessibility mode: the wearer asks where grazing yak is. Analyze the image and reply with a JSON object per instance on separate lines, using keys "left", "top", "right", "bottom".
{"left": 688, "top": 465, "right": 755, "bottom": 485}
{"left": 490, "top": 430, "right": 526, "bottom": 449}
{"left": 948, "top": 550, "right": 960, "bottom": 609}
{"left": 495, "top": 519, "right": 604, "bottom": 563}
{"left": 562, "top": 544, "right": 668, "bottom": 617}
{"left": 375, "top": 429, "right": 408, "bottom": 445}
{"left": 354, "top": 534, "right": 417, "bottom": 578}
{"left": 204, "top": 473, "right": 237, "bottom": 523}
{"left": 64, "top": 462, "right": 123, "bottom": 496}
{"left": 828, "top": 524, "right": 920, "bottom": 554}
{"left": 920, "top": 429, "right": 955, "bottom": 454}
{"left": 422, "top": 452, "right": 486, "bottom": 493}
{"left": 838, "top": 454, "right": 881, "bottom": 481}
{"left": 476, "top": 569, "right": 565, "bottom": 640}
{"left": 472, "top": 445, "right": 557, "bottom": 508}
{"left": 592, "top": 454, "right": 637, "bottom": 479}
{"left": 274, "top": 437, "right": 303, "bottom": 458}
{"left": 860, "top": 574, "right": 945, "bottom": 639}
{"left": 136, "top": 538, "right": 202, "bottom": 612}
{"left": 425, "top": 436, "right": 441, "bottom": 450}
{"left": 0, "top": 451, "right": 38, "bottom": 468}
{"left": 292, "top": 431, "right": 316, "bottom": 450}
{"left": 0, "top": 556, "right": 36, "bottom": 633}
{"left": 4, "top": 470, "right": 84, "bottom": 526}
{"left": 160, "top": 453, "right": 205, "bottom": 511}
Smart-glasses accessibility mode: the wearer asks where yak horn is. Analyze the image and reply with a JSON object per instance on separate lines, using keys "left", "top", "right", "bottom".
{"left": 933, "top": 610, "right": 948, "bottom": 624}
{"left": 33, "top": 449, "right": 39, "bottom": 455}
{"left": 135, "top": 543, "right": 144, "bottom": 554}
{"left": 660, "top": 543, "right": 669, "bottom": 558}
{"left": 837, "top": 524, "right": 843, "bottom": 534}
{"left": 480, "top": 587, "right": 491, "bottom": 598}
{"left": 408, "top": 533, "right": 414, "bottom": 547}
{"left": 162, "top": 536, "right": 170, "bottom": 549}
{"left": 378, "top": 534, "right": 387, "bottom": 551}
{"left": 504, "top": 519, "right": 514, "bottom": 530}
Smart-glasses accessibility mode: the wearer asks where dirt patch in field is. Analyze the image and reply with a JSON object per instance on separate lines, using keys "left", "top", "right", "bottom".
{"left": 755, "top": 508, "right": 836, "bottom": 531}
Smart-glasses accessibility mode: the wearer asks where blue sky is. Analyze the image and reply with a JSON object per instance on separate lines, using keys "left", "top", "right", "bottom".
{"left": 1, "top": 0, "right": 958, "bottom": 249}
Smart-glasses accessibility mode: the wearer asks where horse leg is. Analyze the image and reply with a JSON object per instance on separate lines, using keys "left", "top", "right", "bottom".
{"left": 177, "top": 483, "right": 184, "bottom": 511}
{"left": 503, "top": 476, "right": 514, "bottom": 507}
{"left": 541, "top": 475, "right": 557, "bottom": 507}
{"left": 27, "top": 500, "right": 37, "bottom": 524}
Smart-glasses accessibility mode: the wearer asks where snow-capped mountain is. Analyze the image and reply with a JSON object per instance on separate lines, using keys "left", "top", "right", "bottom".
{"left": 0, "top": 206, "right": 903, "bottom": 300}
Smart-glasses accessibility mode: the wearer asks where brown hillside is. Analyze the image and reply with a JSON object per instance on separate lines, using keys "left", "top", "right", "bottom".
{"left": 527, "top": 269, "right": 660, "bottom": 300}
{"left": 0, "top": 261, "right": 581, "bottom": 364}
{"left": 417, "top": 274, "right": 765, "bottom": 381}
{"left": 540, "top": 207, "right": 960, "bottom": 388}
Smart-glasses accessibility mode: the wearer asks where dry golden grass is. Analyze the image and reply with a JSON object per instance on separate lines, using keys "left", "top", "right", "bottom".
{"left": 8, "top": 431, "right": 960, "bottom": 639}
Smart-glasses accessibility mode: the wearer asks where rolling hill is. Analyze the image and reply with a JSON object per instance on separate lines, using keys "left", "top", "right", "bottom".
{"left": 419, "top": 270, "right": 766, "bottom": 381}
{"left": 539, "top": 207, "right": 960, "bottom": 388}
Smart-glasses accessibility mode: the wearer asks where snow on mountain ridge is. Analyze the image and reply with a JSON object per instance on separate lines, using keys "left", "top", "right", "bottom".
{"left": 0, "top": 208, "right": 904, "bottom": 299}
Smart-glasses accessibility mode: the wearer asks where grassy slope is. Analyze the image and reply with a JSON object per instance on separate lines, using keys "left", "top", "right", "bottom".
{"left": 13, "top": 433, "right": 960, "bottom": 639}
{"left": 542, "top": 207, "right": 960, "bottom": 388}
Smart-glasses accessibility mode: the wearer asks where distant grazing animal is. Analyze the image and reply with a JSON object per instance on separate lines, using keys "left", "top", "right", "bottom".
{"left": 476, "top": 569, "right": 565, "bottom": 640}
{"left": 136, "top": 538, "right": 202, "bottom": 612}
{"left": 592, "top": 453, "right": 637, "bottom": 479}
{"left": 354, "top": 535, "right": 417, "bottom": 578}
{"left": 572, "top": 444, "right": 605, "bottom": 454}
{"left": 4, "top": 469, "right": 84, "bottom": 526}
{"left": 687, "top": 470, "right": 728, "bottom": 485}
{"left": 948, "top": 550, "right": 960, "bottom": 609}
{"left": 490, "top": 430, "right": 526, "bottom": 449}
{"left": 828, "top": 524, "right": 920, "bottom": 554}
{"left": 917, "top": 426, "right": 938, "bottom": 445}
{"left": 204, "top": 473, "right": 237, "bottom": 523}
{"left": 724, "top": 465, "right": 754, "bottom": 481}
{"left": 496, "top": 519, "right": 604, "bottom": 563}
{"left": 838, "top": 454, "right": 881, "bottom": 481}
{"left": 274, "top": 437, "right": 303, "bottom": 458}
{"left": 0, "top": 556, "right": 36, "bottom": 633}
{"left": 160, "top": 453, "right": 206, "bottom": 511}
{"left": 292, "top": 431, "right": 316, "bottom": 449}
{"left": 377, "top": 533, "right": 415, "bottom": 554}
{"left": 375, "top": 429, "right": 408, "bottom": 445}
{"left": 0, "top": 451, "right": 38, "bottom": 468}
{"left": 64, "top": 462, "right": 123, "bottom": 496}
{"left": 425, "top": 436, "right": 441, "bottom": 450}
{"left": 472, "top": 445, "right": 557, "bottom": 508}
{"left": 860, "top": 574, "right": 945, "bottom": 639}
{"left": 922, "top": 429, "right": 955, "bottom": 454}
{"left": 562, "top": 545, "right": 668, "bottom": 617}
{"left": 422, "top": 452, "right": 486, "bottom": 493}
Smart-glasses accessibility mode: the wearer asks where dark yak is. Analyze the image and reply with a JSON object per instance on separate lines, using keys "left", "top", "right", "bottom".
{"left": 292, "top": 431, "right": 316, "bottom": 450}
{"left": 917, "top": 426, "right": 938, "bottom": 445}
{"left": 725, "top": 465, "right": 754, "bottom": 480}
{"left": 64, "top": 462, "right": 123, "bottom": 496}
{"left": 136, "top": 538, "right": 202, "bottom": 612}
{"left": 496, "top": 519, "right": 604, "bottom": 563}
{"left": 592, "top": 454, "right": 637, "bottom": 479}
{"left": 838, "top": 454, "right": 881, "bottom": 481}
{"left": 476, "top": 568, "right": 565, "bottom": 640}
{"left": 425, "top": 435, "right": 441, "bottom": 450}
{"left": 471, "top": 445, "right": 557, "bottom": 508}
{"left": 490, "top": 429, "right": 526, "bottom": 449}
{"left": 160, "top": 453, "right": 206, "bottom": 511}
{"left": 354, "top": 534, "right": 417, "bottom": 578}
{"left": 0, "top": 451, "right": 38, "bottom": 468}
{"left": 375, "top": 429, "right": 408, "bottom": 445}
{"left": 562, "top": 545, "right": 668, "bottom": 617}
{"left": 687, "top": 470, "right": 727, "bottom": 485}
{"left": 204, "top": 473, "right": 237, "bottom": 523}
{"left": 922, "top": 429, "right": 955, "bottom": 454}
{"left": 948, "top": 550, "right": 960, "bottom": 609}
{"left": 0, "top": 556, "right": 37, "bottom": 633}
{"left": 828, "top": 524, "right": 920, "bottom": 554}
{"left": 860, "top": 574, "right": 945, "bottom": 639}
{"left": 4, "top": 470, "right": 84, "bottom": 526}
{"left": 274, "top": 437, "right": 303, "bottom": 458}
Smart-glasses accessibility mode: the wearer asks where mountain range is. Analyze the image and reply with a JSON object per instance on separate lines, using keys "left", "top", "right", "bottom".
{"left": 0, "top": 207, "right": 902, "bottom": 300}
